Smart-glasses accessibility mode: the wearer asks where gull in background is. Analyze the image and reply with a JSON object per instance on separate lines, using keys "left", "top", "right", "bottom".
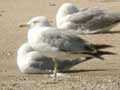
{"left": 56, "top": 3, "right": 120, "bottom": 34}
{"left": 19, "top": 16, "right": 98, "bottom": 80}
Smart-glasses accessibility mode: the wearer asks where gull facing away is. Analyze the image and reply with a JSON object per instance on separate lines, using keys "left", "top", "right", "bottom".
{"left": 19, "top": 16, "right": 98, "bottom": 80}
{"left": 17, "top": 42, "right": 93, "bottom": 74}
{"left": 56, "top": 3, "right": 120, "bottom": 34}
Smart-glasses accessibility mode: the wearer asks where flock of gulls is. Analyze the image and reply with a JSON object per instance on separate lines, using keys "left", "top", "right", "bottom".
{"left": 17, "top": 3, "right": 120, "bottom": 80}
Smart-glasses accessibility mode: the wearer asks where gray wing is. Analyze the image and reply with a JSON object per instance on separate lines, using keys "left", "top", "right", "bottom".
{"left": 82, "top": 12, "right": 120, "bottom": 30}
{"left": 41, "top": 30, "right": 95, "bottom": 53}
{"left": 68, "top": 7, "right": 105, "bottom": 24}
{"left": 67, "top": 7, "right": 120, "bottom": 30}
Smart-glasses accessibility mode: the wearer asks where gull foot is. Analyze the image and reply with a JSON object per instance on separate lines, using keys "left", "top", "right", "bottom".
{"left": 49, "top": 73, "right": 70, "bottom": 81}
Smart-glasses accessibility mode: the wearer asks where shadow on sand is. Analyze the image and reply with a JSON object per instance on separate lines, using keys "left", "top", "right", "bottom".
{"left": 62, "top": 68, "right": 118, "bottom": 73}
{"left": 94, "top": 30, "right": 120, "bottom": 35}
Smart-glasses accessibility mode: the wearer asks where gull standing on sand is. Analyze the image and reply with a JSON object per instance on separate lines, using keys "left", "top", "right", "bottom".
{"left": 56, "top": 3, "right": 120, "bottom": 34}
{"left": 19, "top": 16, "right": 97, "bottom": 53}
{"left": 19, "top": 16, "right": 97, "bottom": 79}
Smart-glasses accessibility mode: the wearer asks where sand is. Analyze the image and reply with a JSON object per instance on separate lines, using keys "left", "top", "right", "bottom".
{"left": 0, "top": 0, "right": 120, "bottom": 90}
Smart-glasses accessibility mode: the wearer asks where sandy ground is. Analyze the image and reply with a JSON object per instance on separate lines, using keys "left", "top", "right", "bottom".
{"left": 0, "top": 0, "right": 120, "bottom": 90}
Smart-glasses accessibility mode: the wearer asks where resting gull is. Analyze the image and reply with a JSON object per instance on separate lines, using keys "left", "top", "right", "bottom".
{"left": 56, "top": 3, "right": 120, "bottom": 34}
{"left": 19, "top": 16, "right": 98, "bottom": 80}
{"left": 17, "top": 42, "right": 93, "bottom": 75}
{"left": 17, "top": 42, "right": 54, "bottom": 74}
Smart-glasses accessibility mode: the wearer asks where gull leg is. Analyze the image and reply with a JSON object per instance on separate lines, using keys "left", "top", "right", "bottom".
{"left": 50, "top": 58, "right": 70, "bottom": 80}
{"left": 52, "top": 57, "right": 58, "bottom": 80}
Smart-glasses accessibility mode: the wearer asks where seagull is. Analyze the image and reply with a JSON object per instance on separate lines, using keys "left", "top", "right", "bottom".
{"left": 17, "top": 42, "right": 93, "bottom": 75}
{"left": 19, "top": 16, "right": 98, "bottom": 80}
{"left": 17, "top": 42, "right": 54, "bottom": 74}
{"left": 56, "top": 3, "right": 120, "bottom": 34}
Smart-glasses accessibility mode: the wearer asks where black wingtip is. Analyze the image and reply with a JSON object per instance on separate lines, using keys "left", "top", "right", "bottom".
{"left": 92, "top": 53, "right": 104, "bottom": 60}
{"left": 92, "top": 44, "right": 113, "bottom": 49}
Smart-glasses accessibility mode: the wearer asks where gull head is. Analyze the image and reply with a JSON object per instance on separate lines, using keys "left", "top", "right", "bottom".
{"left": 57, "top": 3, "right": 79, "bottom": 16}
{"left": 19, "top": 16, "right": 50, "bottom": 28}
{"left": 56, "top": 3, "right": 79, "bottom": 28}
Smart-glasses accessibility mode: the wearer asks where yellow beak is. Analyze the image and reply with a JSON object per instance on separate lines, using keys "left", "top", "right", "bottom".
{"left": 19, "top": 24, "right": 29, "bottom": 28}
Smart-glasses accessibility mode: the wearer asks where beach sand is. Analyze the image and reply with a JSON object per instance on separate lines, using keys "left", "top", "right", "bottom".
{"left": 0, "top": 0, "right": 120, "bottom": 89}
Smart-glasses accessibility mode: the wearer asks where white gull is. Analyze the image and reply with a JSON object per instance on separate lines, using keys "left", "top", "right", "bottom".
{"left": 56, "top": 3, "right": 120, "bottom": 34}
{"left": 17, "top": 42, "right": 91, "bottom": 75}
{"left": 19, "top": 16, "right": 97, "bottom": 80}
{"left": 17, "top": 42, "right": 53, "bottom": 74}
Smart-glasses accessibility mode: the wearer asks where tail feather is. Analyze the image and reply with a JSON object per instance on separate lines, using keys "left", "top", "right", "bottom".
{"left": 84, "top": 44, "right": 104, "bottom": 60}
{"left": 90, "top": 53, "right": 104, "bottom": 60}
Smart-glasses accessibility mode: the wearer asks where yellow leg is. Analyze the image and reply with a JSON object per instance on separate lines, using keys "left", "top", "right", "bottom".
{"left": 53, "top": 58, "right": 58, "bottom": 80}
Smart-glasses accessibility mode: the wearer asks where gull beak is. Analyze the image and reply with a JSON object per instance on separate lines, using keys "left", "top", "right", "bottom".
{"left": 19, "top": 24, "right": 29, "bottom": 28}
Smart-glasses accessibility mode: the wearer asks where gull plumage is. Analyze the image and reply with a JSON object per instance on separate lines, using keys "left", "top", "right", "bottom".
{"left": 56, "top": 3, "right": 120, "bottom": 34}
{"left": 19, "top": 16, "right": 98, "bottom": 80}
